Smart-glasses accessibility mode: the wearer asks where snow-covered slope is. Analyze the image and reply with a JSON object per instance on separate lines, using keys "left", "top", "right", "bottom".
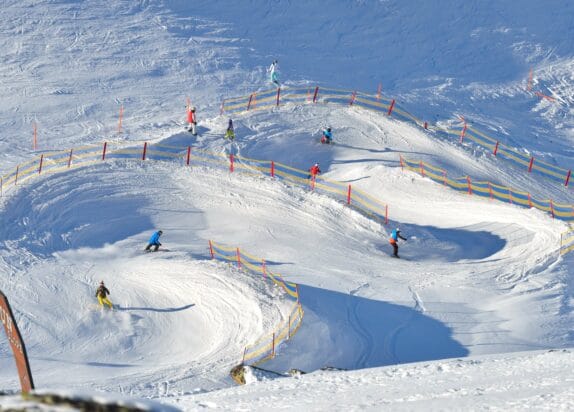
{"left": 0, "top": 1, "right": 573, "bottom": 410}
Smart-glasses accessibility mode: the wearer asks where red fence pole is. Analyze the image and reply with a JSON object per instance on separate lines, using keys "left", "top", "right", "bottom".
{"left": 68, "top": 149, "right": 73, "bottom": 168}
{"left": 102, "top": 142, "right": 107, "bottom": 160}
{"left": 349, "top": 91, "right": 357, "bottom": 106}
{"left": 247, "top": 93, "right": 254, "bottom": 110}
{"left": 313, "top": 86, "right": 319, "bottom": 103}
{"left": 38, "top": 154, "right": 43, "bottom": 174}
{"left": 387, "top": 99, "right": 395, "bottom": 116}
{"left": 459, "top": 116, "right": 467, "bottom": 144}
{"left": 565, "top": 170, "right": 571, "bottom": 187}
{"left": 493, "top": 141, "right": 499, "bottom": 156}
{"left": 528, "top": 157, "right": 534, "bottom": 172}
{"left": 424, "top": 121, "right": 428, "bottom": 129}
{"left": 186, "top": 146, "right": 191, "bottom": 166}
{"left": 399, "top": 155, "right": 404, "bottom": 171}
{"left": 419, "top": 161, "right": 425, "bottom": 177}
{"left": 236, "top": 247, "right": 242, "bottom": 269}
{"left": 142, "top": 142, "right": 148, "bottom": 161}
{"left": 230, "top": 154, "right": 234, "bottom": 172}
{"left": 527, "top": 193, "right": 532, "bottom": 208}
{"left": 550, "top": 200, "right": 555, "bottom": 219}
{"left": 347, "top": 184, "right": 352, "bottom": 205}
{"left": 467, "top": 176, "right": 472, "bottom": 195}
{"left": 270, "top": 161, "right": 275, "bottom": 177}
{"left": 276, "top": 87, "right": 281, "bottom": 107}
{"left": 208, "top": 240, "right": 214, "bottom": 259}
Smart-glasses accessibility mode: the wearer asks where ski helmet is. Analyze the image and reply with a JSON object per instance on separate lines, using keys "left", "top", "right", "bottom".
{"left": 100, "top": 280, "right": 104, "bottom": 285}
{"left": 396, "top": 228, "right": 401, "bottom": 232}
{"left": 327, "top": 127, "right": 331, "bottom": 132}
{"left": 158, "top": 230, "right": 163, "bottom": 235}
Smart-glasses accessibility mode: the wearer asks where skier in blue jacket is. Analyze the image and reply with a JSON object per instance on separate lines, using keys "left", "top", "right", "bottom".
{"left": 389, "top": 228, "right": 407, "bottom": 258}
{"left": 321, "top": 127, "right": 333, "bottom": 144}
{"left": 145, "top": 230, "right": 163, "bottom": 252}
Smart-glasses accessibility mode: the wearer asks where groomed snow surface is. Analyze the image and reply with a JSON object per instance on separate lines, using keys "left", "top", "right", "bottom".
{"left": 1, "top": 1, "right": 574, "bottom": 411}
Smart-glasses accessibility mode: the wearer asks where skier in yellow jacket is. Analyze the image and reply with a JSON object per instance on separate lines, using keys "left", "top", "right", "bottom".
{"left": 96, "top": 281, "right": 113, "bottom": 309}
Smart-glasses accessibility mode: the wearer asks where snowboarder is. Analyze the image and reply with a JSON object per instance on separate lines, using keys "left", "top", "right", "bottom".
{"left": 321, "top": 127, "right": 333, "bottom": 144}
{"left": 145, "top": 230, "right": 163, "bottom": 252}
{"left": 187, "top": 106, "right": 197, "bottom": 135}
{"left": 308, "top": 162, "right": 321, "bottom": 179}
{"left": 268, "top": 60, "right": 279, "bottom": 87}
{"left": 96, "top": 281, "right": 113, "bottom": 309}
{"left": 225, "top": 118, "right": 235, "bottom": 140}
{"left": 389, "top": 228, "right": 407, "bottom": 258}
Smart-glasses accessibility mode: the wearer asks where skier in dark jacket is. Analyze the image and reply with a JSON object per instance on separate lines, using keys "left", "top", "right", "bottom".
{"left": 96, "top": 281, "right": 113, "bottom": 309}
{"left": 389, "top": 228, "right": 407, "bottom": 258}
{"left": 145, "top": 230, "right": 163, "bottom": 252}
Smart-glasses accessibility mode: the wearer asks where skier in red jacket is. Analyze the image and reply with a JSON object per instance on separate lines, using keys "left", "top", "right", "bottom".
{"left": 308, "top": 162, "right": 321, "bottom": 179}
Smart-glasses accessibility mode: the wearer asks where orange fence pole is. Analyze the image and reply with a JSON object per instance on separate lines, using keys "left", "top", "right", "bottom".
{"left": 347, "top": 184, "right": 352, "bottom": 205}
{"left": 208, "top": 240, "right": 214, "bottom": 259}
{"left": 118, "top": 105, "right": 123, "bottom": 134}
{"left": 459, "top": 116, "right": 467, "bottom": 144}
{"left": 466, "top": 176, "right": 472, "bottom": 195}
{"left": 236, "top": 247, "right": 242, "bottom": 269}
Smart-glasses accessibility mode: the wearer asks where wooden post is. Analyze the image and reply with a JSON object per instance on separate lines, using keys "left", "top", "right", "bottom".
{"left": 38, "top": 154, "right": 43, "bottom": 174}
{"left": 230, "top": 153, "right": 234, "bottom": 173}
{"left": 387, "top": 99, "right": 395, "bottom": 116}
{"left": 186, "top": 146, "right": 191, "bottom": 166}
{"left": 528, "top": 157, "right": 534, "bottom": 173}
{"left": 347, "top": 185, "right": 352, "bottom": 205}
{"left": 236, "top": 247, "right": 242, "bottom": 269}
{"left": 68, "top": 149, "right": 73, "bottom": 168}
{"left": 208, "top": 240, "right": 214, "bottom": 259}
{"left": 102, "top": 142, "right": 107, "bottom": 160}
{"left": 313, "top": 86, "right": 319, "bottom": 103}
{"left": 142, "top": 142, "right": 148, "bottom": 161}
{"left": 493, "top": 141, "right": 499, "bottom": 156}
